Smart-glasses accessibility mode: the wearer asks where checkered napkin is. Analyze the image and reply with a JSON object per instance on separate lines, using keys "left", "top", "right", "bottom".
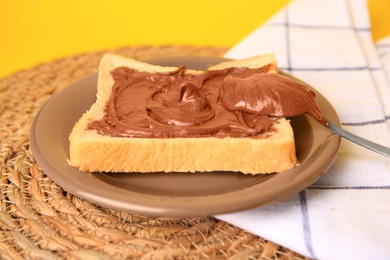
{"left": 216, "top": 0, "right": 390, "bottom": 259}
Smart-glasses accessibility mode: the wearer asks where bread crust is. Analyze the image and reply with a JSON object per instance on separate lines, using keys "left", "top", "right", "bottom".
{"left": 68, "top": 54, "right": 297, "bottom": 174}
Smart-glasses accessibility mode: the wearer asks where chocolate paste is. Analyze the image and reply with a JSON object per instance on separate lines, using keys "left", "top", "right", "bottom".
{"left": 88, "top": 65, "right": 327, "bottom": 138}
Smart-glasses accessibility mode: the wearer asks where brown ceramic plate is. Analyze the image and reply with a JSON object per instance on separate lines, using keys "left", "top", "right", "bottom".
{"left": 30, "top": 57, "right": 341, "bottom": 217}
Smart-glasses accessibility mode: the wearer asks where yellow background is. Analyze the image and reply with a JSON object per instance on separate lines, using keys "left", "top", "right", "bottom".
{"left": 1, "top": 0, "right": 389, "bottom": 78}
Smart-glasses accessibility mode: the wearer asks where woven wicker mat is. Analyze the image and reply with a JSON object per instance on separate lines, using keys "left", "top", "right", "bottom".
{"left": 0, "top": 46, "right": 309, "bottom": 260}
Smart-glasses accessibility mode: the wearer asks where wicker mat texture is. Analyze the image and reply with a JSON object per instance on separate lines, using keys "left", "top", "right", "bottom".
{"left": 0, "top": 46, "right": 309, "bottom": 260}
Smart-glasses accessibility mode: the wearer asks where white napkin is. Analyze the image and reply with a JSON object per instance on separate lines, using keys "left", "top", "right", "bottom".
{"left": 217, "top": 0, "right": 390, "bottom": 259}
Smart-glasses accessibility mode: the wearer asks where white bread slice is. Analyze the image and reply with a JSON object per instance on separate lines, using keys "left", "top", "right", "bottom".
{"left": 68, "top": 54, "right": 297, "bottom": 174}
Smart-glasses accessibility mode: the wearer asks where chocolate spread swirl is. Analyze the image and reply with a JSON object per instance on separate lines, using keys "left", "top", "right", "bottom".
{"left": 87, "top": 65, "right": 327, "bottom": 138}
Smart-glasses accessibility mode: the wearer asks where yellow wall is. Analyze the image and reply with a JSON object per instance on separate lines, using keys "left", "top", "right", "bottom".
{"left": 1, "top": 0, "right": 389, "bottom": 78}
{"left": 0, "top": 1, "right": 289, "bottom": 78}
{"left": 368, "top": 0, "right": 390, "bottom": 42}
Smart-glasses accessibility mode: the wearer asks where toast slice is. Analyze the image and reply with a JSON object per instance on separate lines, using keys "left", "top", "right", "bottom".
{"left": 68, "top": 54, "right": 297, "bottom": 174}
